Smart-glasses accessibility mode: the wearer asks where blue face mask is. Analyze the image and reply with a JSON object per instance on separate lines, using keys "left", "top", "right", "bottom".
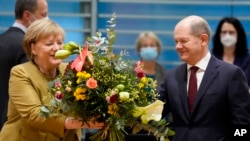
{"left": 139, "top": 47, "right": 158, "bottom": 61}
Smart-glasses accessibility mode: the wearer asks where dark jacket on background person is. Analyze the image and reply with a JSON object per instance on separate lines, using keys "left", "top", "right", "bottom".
{"left": 0, "top": 27, "right": 28, "bottom": 130}
{"left": 214, "top": 54, "right": 250, "bottom": 87}
{"left": 154, "top": 62, "right": 166, "bottom": 90}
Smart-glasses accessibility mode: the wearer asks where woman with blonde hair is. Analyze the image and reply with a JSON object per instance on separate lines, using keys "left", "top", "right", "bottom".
{"left": 0, "top": 19, "right": 103, "bottom": 141}
{"left": 136, "top": 31, "right": 166, "bottom": 89}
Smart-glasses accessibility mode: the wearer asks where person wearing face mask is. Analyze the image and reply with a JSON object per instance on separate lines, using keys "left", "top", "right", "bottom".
{"left": 136, "top": 31, "right": 166, "bottom": 90}
{"left": 0, "top": 0, "right": 48, "bottom": 131}
{"left": 124, "top": 31, "right": 168, "bottom": 141}
{"left": 212, "top": 17, "right": 250, "bottom": 90}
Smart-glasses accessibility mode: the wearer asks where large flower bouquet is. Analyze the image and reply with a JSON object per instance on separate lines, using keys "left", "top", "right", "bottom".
{"left": 41, "top": 13, "right": 174, "bottom": 141}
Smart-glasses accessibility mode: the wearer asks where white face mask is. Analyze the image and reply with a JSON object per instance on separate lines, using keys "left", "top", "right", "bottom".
{"left": 220, "top": 33, "right": 237, "bottom": 47}
{"left": 29, "top": 13, "right": 49, "bottom": 23}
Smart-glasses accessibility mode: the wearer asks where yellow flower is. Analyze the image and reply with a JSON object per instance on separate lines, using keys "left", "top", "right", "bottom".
{"left": 74, "top": 87, "right": 88, "bottom": 101}
{"left": 76, "top": 71, "right": 84, "bottom": 78}
{"left": 84, "top": 73, "right": 91, "bottom": 79}
{"left": 75, "top": 94, "right": 88, "bottom": 101}
{"left": 77, "top": 71, "right": 91, "bottom": 79}
{"left": 67, "top": 80, "right": 72, "bottom": 86}
{"left": 76, "top": 78, "right": 82, "bottom": 84}
{"left": 133, "top": 100, "right": 164, "bottom": 124}
{"left": 138, "top": 83, "right": 144, "bottom": 88}
{"left": 76, "top": 71, "right": 92, "bottom": 84}
{"left": 107, "top": 104, "right": 119, "bottom": 115}
{"left": 140, "top": 77, "right": 147, "bottom": 84}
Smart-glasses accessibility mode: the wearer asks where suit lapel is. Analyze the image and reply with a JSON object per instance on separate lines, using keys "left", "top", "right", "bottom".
{"left": 192, "top": 56, "right": 219, "bottom": 114}
{"left": 176, "top": 64, "right": 191, "bottom": 118}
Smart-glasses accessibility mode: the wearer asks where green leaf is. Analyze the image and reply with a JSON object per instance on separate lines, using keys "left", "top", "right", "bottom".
{"left": 167, "top": 128, "right": 175, "bottom": 136}
{"left": 41, "top": 106, "right": 50, "bottom": 113}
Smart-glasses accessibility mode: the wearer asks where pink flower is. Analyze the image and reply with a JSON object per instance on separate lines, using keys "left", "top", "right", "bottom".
{"left": 111, "top": 90, "right": 116, "bottom": 95}
{"left": 136, "top": 61, "right": 144, "bottom": 68}
{"left": 86, "top": 78, "right": 98, "bottom": 89}
{"left": 65, "top": 86, "right": 71, "bottom": 92}
{"left": 106, "top": 96, "right": 110, "bottom": 102}
{"left": 134, "top": 67, "right": 143, "bottom": 74}
{"left": 55, "top": 82, "right": 61, "bottom": 88}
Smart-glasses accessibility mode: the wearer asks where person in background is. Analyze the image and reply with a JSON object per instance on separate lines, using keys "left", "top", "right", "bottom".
{"left": 123, "top": 31, "right": 168, "bottom": 141}
{"left": 159, "top": 15, "right": 250, "bottom": 141}
{"left": 135, "top": 31, "right": 166, "bottom": 89}
{"left": 212, "top": 17, "right": 250, "bottom": 89}
{"left": 0, "top": 0, "right": 48, "bottom": 130}
{"left": 135, "top": 31, "right": 173, "bottom": 123}
{"left": 0, "top": 19, "right": 104, "bottom": 141}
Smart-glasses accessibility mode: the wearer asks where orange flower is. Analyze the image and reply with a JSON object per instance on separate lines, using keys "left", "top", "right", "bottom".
{"left": 86, "top": 78, "right": 97, "bottom": 89}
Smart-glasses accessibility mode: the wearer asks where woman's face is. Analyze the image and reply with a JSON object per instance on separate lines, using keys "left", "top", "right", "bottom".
{"left": 140, "top": 37, "right": 158, "bottom": 50}
{"left": 139, "top": 37, "right": 160, "bottom": 61}
{"left": 31, "top": 35, "right": 63, "bottom": 69}
{"left": 220, "top": 22, "right": 237, "bottom": 37}
{"left": 220, "top": 22, "right": 238, "bottom": 47}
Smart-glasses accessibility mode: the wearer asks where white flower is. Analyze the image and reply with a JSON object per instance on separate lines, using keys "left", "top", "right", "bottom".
{"left": 119, "top": 91, "right": 130, "bottom": 101}
{"left": 92, "top": 36, "right": 106, "bottom": 47}
{"left": 133, "top": 100, "right": 164, "bottom": 124}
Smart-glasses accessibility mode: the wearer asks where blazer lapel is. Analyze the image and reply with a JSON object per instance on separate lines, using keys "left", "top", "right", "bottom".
{"left": 192, "top": 56, "right": 219, "bottom": 114}
{"left": 176, "top": 64, "right": 191, "bottom": 118}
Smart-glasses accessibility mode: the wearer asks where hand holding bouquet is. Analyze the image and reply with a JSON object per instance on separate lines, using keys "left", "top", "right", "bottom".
{"left": 41, "top": 13, "right": 174, "bottom": 141}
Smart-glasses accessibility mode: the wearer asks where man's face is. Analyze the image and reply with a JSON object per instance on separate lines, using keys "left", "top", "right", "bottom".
{"left": 29, "top": 0, "right": 48, "bottom": 22}
{"left": 174, "top": 24, "right": 204, "bottom": 65}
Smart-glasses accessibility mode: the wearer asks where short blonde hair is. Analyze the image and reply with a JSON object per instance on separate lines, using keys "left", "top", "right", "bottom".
{"left": 23, "top": 18, "right": 65, "bottom": 60}
{"left": 135, "top": 31, "right": 162, "bottom": 53}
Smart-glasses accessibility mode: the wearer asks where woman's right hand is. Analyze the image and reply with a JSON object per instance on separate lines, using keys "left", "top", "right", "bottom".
{"left": 64, "top": 117, "right": 104, "bottom": 129}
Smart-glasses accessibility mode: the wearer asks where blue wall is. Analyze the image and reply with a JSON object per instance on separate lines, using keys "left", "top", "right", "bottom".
{"left": 0, "top": 0, "right": 85, "bottom": 44}
{"left": 97, "top": 1, "right": 250, "bottom": 69}
{"left": 1, "top": 0, "right": 250, "bottom": 69}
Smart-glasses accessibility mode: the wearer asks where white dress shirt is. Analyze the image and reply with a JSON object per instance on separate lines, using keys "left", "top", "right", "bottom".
{"left": 187, "top": 52, "right": 211, "bottom": 91}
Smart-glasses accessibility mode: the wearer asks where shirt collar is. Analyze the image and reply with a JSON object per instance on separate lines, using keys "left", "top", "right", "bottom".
{"left": 12, "top": 22, "right": 27, "bottom": 33}
{"left": 187, "top": 52, "right": 211, "bottom": 71}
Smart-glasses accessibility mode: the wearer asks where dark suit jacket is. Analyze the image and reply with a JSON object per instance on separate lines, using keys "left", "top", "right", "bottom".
{"left": 0, "top": 27, "right": 28, "bottom": 130}
{"left": 214, "top": 54, "right": 250, "bottom": 87}
{"left": 159, "top": 55, "right": 250, "bottom": 141}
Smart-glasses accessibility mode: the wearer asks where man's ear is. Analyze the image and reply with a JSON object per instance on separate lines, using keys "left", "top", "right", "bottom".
{"left": 23, "top": 10, "right": 31, "bottom": 20}
{"left": 200, "top": 33, "right": 209, "bottom": 46}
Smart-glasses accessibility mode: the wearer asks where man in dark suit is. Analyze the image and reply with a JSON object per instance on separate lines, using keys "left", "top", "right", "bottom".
{"left": 0, "top": 0, "right": 48, "bottom": 130}
{"left": 159, "top": 15, "right": 250, "bottom": 141}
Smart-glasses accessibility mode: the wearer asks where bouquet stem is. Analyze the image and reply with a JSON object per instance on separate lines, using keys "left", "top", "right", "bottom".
{"left": 89, "top": 124, "right": 125, "bottom": 141}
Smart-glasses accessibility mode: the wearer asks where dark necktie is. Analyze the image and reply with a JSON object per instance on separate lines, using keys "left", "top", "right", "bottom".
{"left": 188, "top": 66, "right": 199, "bottom": 113}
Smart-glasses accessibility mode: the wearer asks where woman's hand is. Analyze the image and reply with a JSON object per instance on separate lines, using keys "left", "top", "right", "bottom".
{"left": 82, "top": 118, "right": 104, "bottom": 129}
{"left": 64, "top": 117, "right": 104, "bottom": 129}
